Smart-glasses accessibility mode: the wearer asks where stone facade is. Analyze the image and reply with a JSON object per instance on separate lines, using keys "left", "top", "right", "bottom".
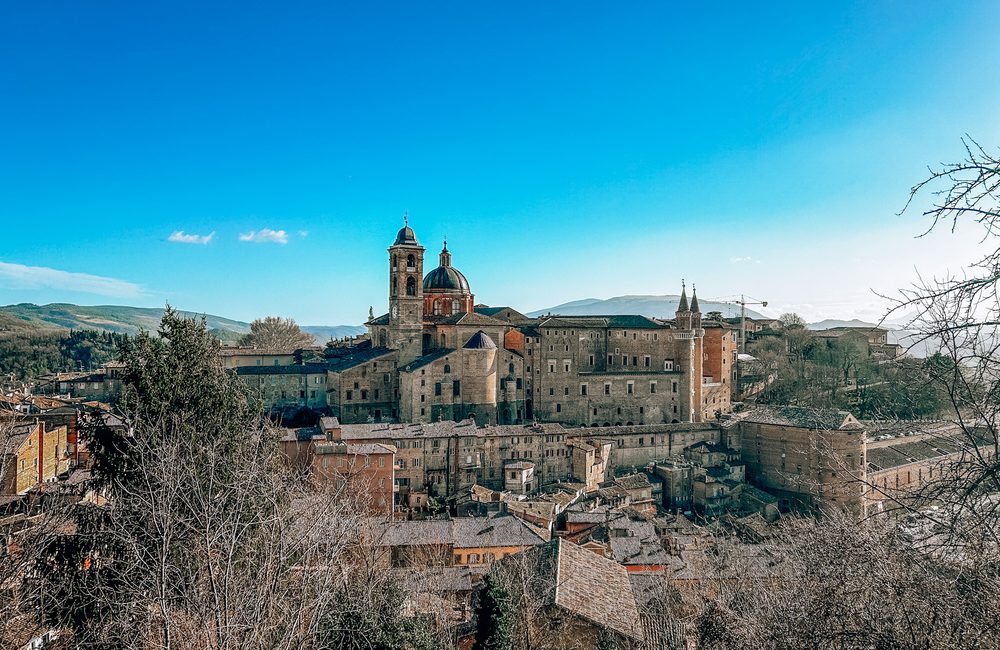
{"left": 323, "top": 221, "right": 731, "bottom": 426}
{"left": 729, "top": 406, "right": 867, "bottom": 512}
{"left": 308, "top": 417, "right": 719, "bottom": 504}
{"left": 1, "top": 421, "right": 70, "bottom": 496}
{"left": 235, "top": 363, "right": 329, "bottom": 410}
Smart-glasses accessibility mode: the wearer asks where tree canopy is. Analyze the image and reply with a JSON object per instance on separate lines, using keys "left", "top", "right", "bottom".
{"left": 239, "top": 316, "right": 315, "bottom": 350}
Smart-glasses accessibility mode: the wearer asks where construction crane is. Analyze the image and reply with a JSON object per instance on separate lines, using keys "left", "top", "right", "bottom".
{"left": 710, "top": 294, "right": 768, "bottom": 400}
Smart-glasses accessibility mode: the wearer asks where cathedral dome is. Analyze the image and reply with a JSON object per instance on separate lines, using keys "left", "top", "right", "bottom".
{"left": 423, "top": 265, "right": 471, "bottom": 293}
{"left": 422, "top": 240, "right": 471, "bottom": 294}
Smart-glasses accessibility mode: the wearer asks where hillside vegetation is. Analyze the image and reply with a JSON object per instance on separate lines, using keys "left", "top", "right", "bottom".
{"left": 0, "top": 329, "right": 125, "bottom": 379}
{"left": 0, "top": 303, "right": 365, "bottom": 341}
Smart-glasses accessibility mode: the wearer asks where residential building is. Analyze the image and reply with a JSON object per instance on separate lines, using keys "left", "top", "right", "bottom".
{"left": 1, "top": 421, "right": 70, "bottom": 495}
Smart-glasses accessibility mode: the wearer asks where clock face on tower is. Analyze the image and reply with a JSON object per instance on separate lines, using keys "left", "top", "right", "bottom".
{"left": 391, "top": 304, "right": 398, "bottom": 319}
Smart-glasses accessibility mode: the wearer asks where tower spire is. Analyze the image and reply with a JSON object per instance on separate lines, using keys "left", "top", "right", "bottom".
{"left": 690, "top": 283, "right": 700, "bottom": 313}
{"left": 678, "top": 280, "right": 689, "bottom": 312}
{"left": 439, "top": 238, "right": 452, "bottom": 267}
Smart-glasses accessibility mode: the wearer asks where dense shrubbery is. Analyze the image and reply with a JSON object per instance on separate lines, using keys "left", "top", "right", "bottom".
{"left": 0, "top": 329, "right": 125, "bottom": 379}
{"left": 745, "top": 328, "right": 950, "bottom": 419}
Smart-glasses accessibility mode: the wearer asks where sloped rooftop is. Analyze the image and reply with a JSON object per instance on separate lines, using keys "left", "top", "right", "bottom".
{"left": 509, "top": 538, "right": 643, "bottom": 641}
{"left": 738, "top": 406, "right": 863, "bottom": 431}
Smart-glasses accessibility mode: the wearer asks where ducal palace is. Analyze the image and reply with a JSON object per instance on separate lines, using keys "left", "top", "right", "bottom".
{"left": 234, "top": 221, "right": 736, "bottom": 426}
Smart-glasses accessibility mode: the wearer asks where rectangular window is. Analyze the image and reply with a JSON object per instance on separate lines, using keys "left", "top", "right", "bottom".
{"left": 453, "top": 380, "right": 461, "bottom": 396}
{"left": 548, "top": 362, "right": 556, "bottom": 373}
{"left": 644, "top": 355, "right": 651, "bottom": 368}
{"left": 650, "top": 381, "right": 657, "bottom": 394}
{"left": 346, "top": 390, "right": 353, "bottom": 400}
{"left": 435, "top": 383, "right": 442, "bottom": 396}
{"left": 580, "top": 384, "right": 588, "bottom": 396}
{"left": 632, "top": 356, "right": 638, "bottom": 366}
{"left": 627, "top": 381, "right": 634, "bottom": 395}
{"left": 672, "top": 381, "right": 678, "bottom": 393}
{"left": 564, "top": 386, "right": 569, "bottom": 395}
{"left": 361, "top": 390, "right": 368, "bottom": 400}
{"left": 556, "top": 403, "right": 561, "bottom": 413}
{"left": 607, "top": 354, "right": 613, "bottom": 365}
{"left": 589, "top": 355, "right": 594, "bottom": 366}
{"left": 604, "top": 382, "right": 611, "bottom": 395}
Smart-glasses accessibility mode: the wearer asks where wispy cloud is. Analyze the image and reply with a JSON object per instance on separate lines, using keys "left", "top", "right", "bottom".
{"left": 298, "top": 230, "right": 309, "bottom": 238}
{"left": 168, "top": 230, "right": 215, "bottom": 245}
{"left": 0, "top": 261, "right": 144, "bottom": 298}
{"left": 239, "top": 228, "right": 288, "bottom": 244}
{"left": 729, "top": 256, "right": 761, "bottom": 264}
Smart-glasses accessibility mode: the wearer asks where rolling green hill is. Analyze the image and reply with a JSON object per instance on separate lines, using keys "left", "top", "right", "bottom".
{"left": 0, "top": 303, "right": 365, "bottom": 341}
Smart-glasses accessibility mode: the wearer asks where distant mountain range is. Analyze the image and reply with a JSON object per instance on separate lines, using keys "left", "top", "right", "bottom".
{"left": 525, "top": 297, "right": 935, "bottom": 357}
{"left": 527, "top": 295, "right": 766, "bottom": 320}
{"left": 807, "top": 319, "right": 879, "bottom": 330}
{"left": 0, "top": 300, "right": 936, "bottom": 357}
{"left": 0, "top": 303, "right": 366, "bottom": 343}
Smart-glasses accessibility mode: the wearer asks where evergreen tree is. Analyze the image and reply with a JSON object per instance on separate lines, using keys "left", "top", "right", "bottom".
{"left": 33, "top": 307, "right": 289, "bottom": 648}
{"left": 473, "top": 574, "right": 514, "bottom": 650}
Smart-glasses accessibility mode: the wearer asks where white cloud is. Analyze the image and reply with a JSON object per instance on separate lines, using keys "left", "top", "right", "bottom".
{"left": 0, "top": 261, "right": 144, "bottom": 298}
{"left": 168, "top": 230, "right": 215, "bottom": 245}
{"left": 239, "top": 228, "right": 288, "bottom": 244}
{"left": 729, "top": 256, "right": 760, "bottom": 264}
{"left": 298, "top": 230, "right": 309, "bottom": 238}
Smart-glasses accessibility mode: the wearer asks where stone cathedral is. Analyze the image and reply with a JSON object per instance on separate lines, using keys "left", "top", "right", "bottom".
{"left": 324, "top": 221, "right": 734, "bottom": 426}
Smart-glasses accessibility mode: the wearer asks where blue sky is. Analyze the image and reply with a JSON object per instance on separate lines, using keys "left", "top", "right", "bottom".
{"left": 2, "top": 2, "right": 998, "bottom": 324}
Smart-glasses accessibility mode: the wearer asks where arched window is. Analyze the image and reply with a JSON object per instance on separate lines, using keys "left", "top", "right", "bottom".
{"left": 405, "top": 276, "right": 416, "bottom": 296}
{"left": 391, "top": 277, "right": 397, "bottom": 296}
{"left": 432, "top": 300, "right": 441, "bottom": 315}
{"left": 392, "top": 254, "right": 397, "bottom": 269}
{"left": 440, "top": 334, "right": 446, "bottom": 347}
{"left": 444, "top": 364, "right": 451, "bottom": 374}
{"left": 452, "top": 299, "right": 460, "bottom": 314}
{"left": 406, "top": 254, "right": 415, "bottom": 269}
{"left": 508, "top": 363, "right": 515, "bottom": 373}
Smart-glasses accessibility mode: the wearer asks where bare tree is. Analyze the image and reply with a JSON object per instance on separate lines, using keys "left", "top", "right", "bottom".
{"left": 23, "top": 310, "right": 429, "bottom": 649}
{"left": 692, "top": 512, "right": 1000, "bottom": 650}
{"left": 240, "top": 316, "right": 316, "bottom": 351}
{"left": 778, "top": 313, "right": 806, "bottom": 329}
{"left": 885, "top": 136, "right": 1000, "bottom": 546}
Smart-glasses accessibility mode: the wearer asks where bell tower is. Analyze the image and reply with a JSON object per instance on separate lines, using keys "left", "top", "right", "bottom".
{"left": 388, "top": 214, "right": 425, "bottom": 364}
